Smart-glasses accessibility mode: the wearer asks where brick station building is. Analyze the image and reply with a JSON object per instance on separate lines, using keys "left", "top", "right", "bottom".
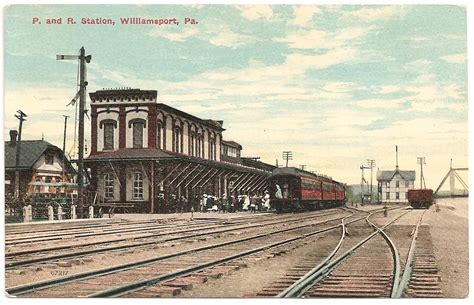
{"left": 85, "top": 88, "right": 275, "bottom": 213}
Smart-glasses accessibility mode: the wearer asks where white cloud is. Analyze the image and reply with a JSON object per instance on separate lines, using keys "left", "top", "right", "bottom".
{"left": 341, "top": 6, "right": 401, "bottom": 22}
{"left": 404, "top": 59, "right": 431, "bottom": 71}
{"left": 148, "top": 28, "right": 198, "bottom": 42}
{"left": 379, "top": 85, "right": 400, "bottom": 94}
{"left": 275, "top": 26, "right": 376, "bottom": 49}
{"left": 356, "top": 98, "right": 406, "bottom": 109}
{"left": 237, "top": 5, "right": 273, "bottom": 20}
{"left": 440, "top": 53, "right": 467, "bottom": 64}
{"left": 408, "top": 100, "right": 467, "bottom": 113}
{"left": 288, "top": 6, "right": 321, "bottom": 26}
{"left": 209, "top": 29, "right": 254, "bottom": 48}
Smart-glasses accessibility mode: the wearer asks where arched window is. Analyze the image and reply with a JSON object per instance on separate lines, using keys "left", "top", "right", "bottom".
{"left": 157, "top": 123, "right": 162, "bottom": 149}
{"left": 133, "top": 122, "right": 144, "bottom": 148}
{"left": 197, "top": 134, "right": 202, "bottom": 158}
{"left": 190, "top": 133, "right": 195, "bottom": 156}
{"left": 103, "top": 123, "right": 114, "bottom": 150}
{"left": 100, "top": 119, "right": 117, "bottom": 150}
{"left": 173, "top": 127, "right": 182, "bottom": 153}
{"left": 209, "top": 139, "right": 216, "bottom": 161}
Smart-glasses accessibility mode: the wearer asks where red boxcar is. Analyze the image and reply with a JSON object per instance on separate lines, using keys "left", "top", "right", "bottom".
{"left": 407, "top": 189, "right": 433, "bottom": 209}
{"left": 268, "top": 167, "right": 346, "bottom": 212}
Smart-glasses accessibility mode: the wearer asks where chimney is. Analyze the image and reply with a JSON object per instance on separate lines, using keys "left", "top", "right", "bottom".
{"left": 9, "top": 130, "right": 18, "bottom": 145}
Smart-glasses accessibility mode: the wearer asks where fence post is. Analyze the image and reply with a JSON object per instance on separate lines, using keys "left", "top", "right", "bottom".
{"left": 23, "top": 205, "right": 30, "bottom": 223}
{"left": 27, "top": 205, "right": 33, "bottom": 222}
{"left": 48, "top": 205, "right": 54, "bottom": 221}
{"left": 71, "top": 205, "right": 77, "bottom": 219}
{"left": 58, "top": 206, "right": 63, "bottom": 220}
{"left": 89, "top": 205, "right": 94, "bottom": 219}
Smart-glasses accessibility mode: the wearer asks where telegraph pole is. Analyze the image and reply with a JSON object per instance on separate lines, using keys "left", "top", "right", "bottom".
{"left": 367, "top": 159, "right": 376, "bottom": 202}
{"left": 14, "top": 110, "right": 27, "bottom": 199}
{"left": 417, "top": 157, "right": 426, "bottom": 189}
{"left": 62, "top": 115, "right": 69, "bottom": 180}
{"left": 360, "top": 165, "right": 370, "bottom": 203}
{"left": 282, "top": 151, "right": 293, "bottom": 167}
{"left": 57, "top": 47, "right": 92, "bottom": 218}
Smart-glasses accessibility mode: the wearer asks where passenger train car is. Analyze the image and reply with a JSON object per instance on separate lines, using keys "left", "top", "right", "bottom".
{"left": 268, "top": 167, "right": 346, "bottom": 212}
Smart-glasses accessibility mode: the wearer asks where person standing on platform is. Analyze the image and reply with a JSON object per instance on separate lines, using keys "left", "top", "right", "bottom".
{"left": 263, "top": 191, "right": 271, "bottom": 210}
{"left": 221, "top": 194, "right": 228, "bottom": 213}
{"left": 201, "top": 194, "right": 206, "bottom": 212}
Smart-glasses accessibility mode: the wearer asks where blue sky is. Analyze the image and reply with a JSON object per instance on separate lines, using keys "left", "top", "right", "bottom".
{"left": 3, "top": 4, "right": 468, "bottom": 186}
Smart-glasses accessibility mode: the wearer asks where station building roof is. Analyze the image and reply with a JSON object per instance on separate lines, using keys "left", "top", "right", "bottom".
{"left": 377, "top": 169, "right": 416, "bottom": 181}
{"left": 85, "top": 148, "right": 272, "bottom": 175}
{"left": 4, "top": 140, "right": 75, "bottom": 173}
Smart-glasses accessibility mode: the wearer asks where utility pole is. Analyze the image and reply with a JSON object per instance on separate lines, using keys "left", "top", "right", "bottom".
{"left": 360, "top": 165, "right": 370, "bottom": 203}
{"left": 395, "top": 145, "right": 399, "bottom": 170}
{"left": 14, "top": 110, "right": 27, "bottom": 199}
{"left": 282, "top": 151, "right": 293, "bottom": 167}
{"left": 367, "top": 159, "right": 376, "bottom": 202}
{"left": 57, "top": 47, "right": 92, "bottom": 218}
{"left": 62, "top": 115, "right": 69, "bottom": 180}
{"left": 417, "top": 157, "right": 426, "bottom": 189}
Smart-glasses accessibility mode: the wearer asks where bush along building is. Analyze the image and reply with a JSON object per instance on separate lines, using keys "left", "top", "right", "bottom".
{"left": 85, "top": 88, "right": 275, "bottom": 213}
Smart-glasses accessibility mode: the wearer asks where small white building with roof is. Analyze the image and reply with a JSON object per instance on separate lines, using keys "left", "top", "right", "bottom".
{"left": 377, "top": 169, "right": 415, "bottom": 203}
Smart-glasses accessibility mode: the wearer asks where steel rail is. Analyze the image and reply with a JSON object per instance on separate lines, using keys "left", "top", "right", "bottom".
{"left": 365, "top": 210, "right": 404, "bottom": 297}
{"left": 392, "top": 210, "right": 427, "bottom": 298}
{"left": 277, "top": 213, "right": 352, "bottom": 297}
{"left": 5, "top": 210, "right": 341, "bottom": 267}
{"left": 277, "top": 207, "right": 411, "bottom": 298}
{"left": 7, "top": 210, "right": 358, "bottom": 296}
{"left": 88, "top": 212, "right": 370, "bottom": 297}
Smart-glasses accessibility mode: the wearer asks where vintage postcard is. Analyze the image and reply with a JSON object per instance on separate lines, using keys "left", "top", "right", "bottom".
{"left": 2, "top": 3, "right": 469, "bottom": 299}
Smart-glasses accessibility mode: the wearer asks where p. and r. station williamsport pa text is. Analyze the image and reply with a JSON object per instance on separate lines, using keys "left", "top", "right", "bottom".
{"left": 31, "top": 17, "right": 199, "bottom": 26}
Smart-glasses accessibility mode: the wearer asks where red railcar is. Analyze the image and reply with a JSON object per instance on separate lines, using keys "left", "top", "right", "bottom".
{"left": 407, "top": 189, "right": 433, "bottom": 209}
{"left": 268, "top": 167, "right": 346, "bottom": 212}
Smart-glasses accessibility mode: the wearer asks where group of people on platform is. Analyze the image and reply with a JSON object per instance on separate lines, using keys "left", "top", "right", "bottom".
{"left": 154, "top": 191, "right": 271, "bottom": 214}
{"left": 199, "top": 192, "right": 271, "bottom": 213}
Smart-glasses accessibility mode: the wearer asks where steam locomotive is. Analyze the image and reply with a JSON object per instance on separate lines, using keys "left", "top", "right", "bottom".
{"left": 268, "top": 167, "right": 346, "bottom": 212}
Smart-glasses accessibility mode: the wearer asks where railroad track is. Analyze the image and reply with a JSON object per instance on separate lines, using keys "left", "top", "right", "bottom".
{"left": 252, "top": 207, "right": 408, "bottom": 297}
{"left": 252, "top": 207, "right": 442, "bottom": 298}
{"left": 5, "top": 210, "right": 344, "bottom": 269}
{"left": 7, "top": 209, "right": 375, "bottom": 297}
{"left": 5, "top": 214, "right": 274, "bottom": 246}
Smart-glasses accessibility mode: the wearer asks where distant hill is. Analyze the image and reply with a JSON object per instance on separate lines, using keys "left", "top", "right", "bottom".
{"left": 346, "top": 184, "right": 378, "bottom": 202}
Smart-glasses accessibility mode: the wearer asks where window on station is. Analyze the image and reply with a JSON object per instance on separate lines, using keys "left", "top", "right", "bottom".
{"left": 104, "top": 173, "right": 114, "bottom": 199}
{"left": 197, "top": 135, "right": 202, "bottom": 158}
{"left": 209, "top": 139, "right": 216, "bottom": 160}
{"left": 386, "top": 181, "right": 390, "bottom": 188}
{"left": 406, "top": 181, "right": 409, "bottom": 188}
{"left": 173, "top": 127, "right": 182, "bottom": 153}
{"left": 386, "top": 192, "right": 390, "bottom": 200}
{"left": 157, "top": 123, "right": 162, "bottom": 149}
{"left": 45, "top": 154, "right": 54, "bottom": 165}
{"left": 133, "top": 121, "right": 144, "bottom": 148}
{"left": 396, "top": 192, "right": 400, "bottom": 199}
{"left": 190, "top": 133, "right": 195, "bottom": 156}
{"left": 133, "top": 172, "right": 144, "bottom": 200}
{"left": 103, "top": 123, "right": 114, "bottom": 150}
{"left": 396, "top": 180, "right": 399, "bottom": 188}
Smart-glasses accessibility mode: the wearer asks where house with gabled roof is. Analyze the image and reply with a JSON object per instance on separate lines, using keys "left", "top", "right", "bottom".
{"left": 4, "top": 130, "right": 76, "bottom": 198}
{"left": 377, "top": 169, "right": 415, "bottom": 203}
